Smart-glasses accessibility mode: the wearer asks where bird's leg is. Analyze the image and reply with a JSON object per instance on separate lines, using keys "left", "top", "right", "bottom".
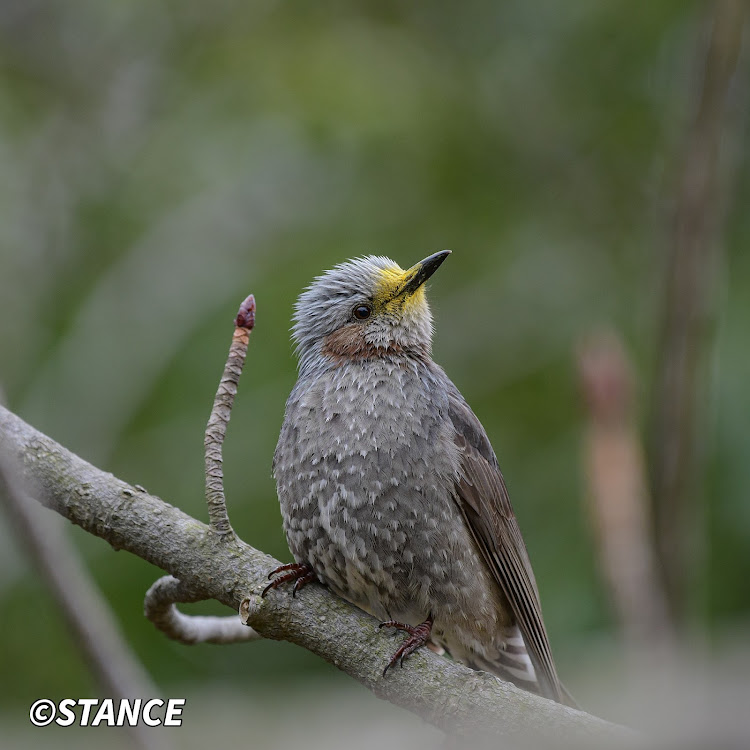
{"left": 262, "top": 562, "right": 319, "bottom": 598}
{"left": 379, "top": 615, "right": 433, "bottom": 675}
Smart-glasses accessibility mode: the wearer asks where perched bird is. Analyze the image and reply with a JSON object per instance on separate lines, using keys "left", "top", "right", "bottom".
{"left": 266, "top": 251, "right": 573, "bottom": 705}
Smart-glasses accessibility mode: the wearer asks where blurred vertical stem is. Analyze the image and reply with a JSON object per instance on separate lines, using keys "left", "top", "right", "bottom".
{"left": 579, "top": 332, "right": 675, "bottom": 648}
{"left": 650, "top": 0, "right": 748, "bottom": 622}
{"left": 0, "top": 456, "right": 165, "bottom": 750}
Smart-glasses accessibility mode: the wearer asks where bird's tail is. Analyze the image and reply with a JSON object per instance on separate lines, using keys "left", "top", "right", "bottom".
{"left": 468, "top": 624, "right": 578, "bottom": 708}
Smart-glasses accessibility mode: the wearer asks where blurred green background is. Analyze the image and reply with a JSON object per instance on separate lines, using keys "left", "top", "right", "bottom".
{"left": 1, "top": 0, "right": 749, "bottom": 745}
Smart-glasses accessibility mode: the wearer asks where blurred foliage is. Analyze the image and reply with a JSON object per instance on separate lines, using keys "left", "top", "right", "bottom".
{"left": 0, "top": 0, "right": 748, "bottom": 720}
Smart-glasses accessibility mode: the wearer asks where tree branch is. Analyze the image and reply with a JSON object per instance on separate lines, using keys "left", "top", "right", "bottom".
{"left": 0, "top": 404, "right": 633, "bottom": 746}
{"left": 144, "top": 575, "right": 260, "bottom": 645}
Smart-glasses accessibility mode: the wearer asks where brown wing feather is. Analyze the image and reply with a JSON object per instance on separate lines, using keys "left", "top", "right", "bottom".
{"left": 445, "top": 388, "right": 565, "bottom": 703}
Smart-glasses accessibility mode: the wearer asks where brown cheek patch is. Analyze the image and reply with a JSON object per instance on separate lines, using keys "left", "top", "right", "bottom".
{"left": 321, "top": 323, "right": 427, "bottom": 363}
{"left": 321, "top": 324, "right": 379, "bottom": 360}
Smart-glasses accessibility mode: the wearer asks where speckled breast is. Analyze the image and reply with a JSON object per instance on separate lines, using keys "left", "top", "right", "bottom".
{"left": 273, "top": 356, "right": 481, "bottom": 624}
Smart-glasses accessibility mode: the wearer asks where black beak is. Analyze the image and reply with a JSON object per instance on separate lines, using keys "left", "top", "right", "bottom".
{"left": 401, "top": 250, "right": 451, "bottom": 296}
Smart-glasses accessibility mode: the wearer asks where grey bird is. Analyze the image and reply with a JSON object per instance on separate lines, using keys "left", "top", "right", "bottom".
{"left": 265, "top": 251, "right": 573, "bottom": 705}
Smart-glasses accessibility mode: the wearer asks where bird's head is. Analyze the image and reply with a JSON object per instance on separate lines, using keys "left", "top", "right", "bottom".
{"left": 292, "top": 250, "right": 450, "bottom": 372}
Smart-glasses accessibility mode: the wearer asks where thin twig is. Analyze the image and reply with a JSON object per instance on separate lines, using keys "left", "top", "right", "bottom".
{"left": 0, "top": 452, "right": 165, "bottom": 750}
{"left": 578, "top": 331, "right": 675, "bottom": 649}
{"left": 204, "top": 293, "right": 256, "bottom": 535}
{"left": 649, "top": 0, "right": 748, "bottom": 619}
{"left": 147, "top": 295, "right": 259, "bottom": 646}
{"left": 145, "top": 575, "right": 260, "bottom": 644}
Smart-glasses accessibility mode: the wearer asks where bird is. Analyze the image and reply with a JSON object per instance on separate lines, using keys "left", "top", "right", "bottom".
{"left": 264, "top": 250, "right": 574, "bottom": 706}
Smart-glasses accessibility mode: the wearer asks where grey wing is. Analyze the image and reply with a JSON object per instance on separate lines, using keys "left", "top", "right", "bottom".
{"left": 444, "top": 386, "right": 565, "bottom": 704}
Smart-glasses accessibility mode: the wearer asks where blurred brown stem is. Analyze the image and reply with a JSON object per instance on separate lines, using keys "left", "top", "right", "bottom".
{"left": 578, "top": 332, "right": 675, "bottom": 648}
{"left": 649, "top": 0, "right": 748, "bottom": 621}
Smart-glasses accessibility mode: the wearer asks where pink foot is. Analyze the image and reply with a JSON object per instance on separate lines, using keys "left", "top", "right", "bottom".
{"left": 262, "top": 562, "right": 319, "bottom": 598}
{"left": 379, "top": 616, "right": 433, "bottom": 676}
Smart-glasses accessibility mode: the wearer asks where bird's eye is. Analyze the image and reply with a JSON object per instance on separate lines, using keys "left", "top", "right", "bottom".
{"left": 352, "top": 304, "right": 372, "bottom": 320}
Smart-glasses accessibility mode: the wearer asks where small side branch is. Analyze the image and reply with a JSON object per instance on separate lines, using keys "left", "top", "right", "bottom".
{"left": 204, "top": 294, "right": 256, "bottom": 536}
{"left": 148, "top": 295, "right": 259, "bottom": 645}
{"left": 144, "top": 576, "right": 260, "bottom": 645}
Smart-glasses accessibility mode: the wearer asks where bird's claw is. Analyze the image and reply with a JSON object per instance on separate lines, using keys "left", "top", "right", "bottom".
{"left": 379, "top": 616, "right": 433, "bottom": 676}
{"left": 262, "top": 562, "right": 318, "bottom": 598}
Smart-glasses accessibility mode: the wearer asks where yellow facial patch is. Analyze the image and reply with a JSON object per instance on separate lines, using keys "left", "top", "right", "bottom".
{"left": 372, "top": 265, "right": 426, "bottom": 313}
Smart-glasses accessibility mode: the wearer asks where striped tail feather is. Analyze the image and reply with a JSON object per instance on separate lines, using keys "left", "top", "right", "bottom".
{"left": 466, "top": 625, "right": 578, "bottom": 708}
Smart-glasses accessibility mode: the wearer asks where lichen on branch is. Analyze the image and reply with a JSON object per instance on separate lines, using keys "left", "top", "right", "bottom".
{"left": 0, "top": 404, "right": 631, "bottom": 746}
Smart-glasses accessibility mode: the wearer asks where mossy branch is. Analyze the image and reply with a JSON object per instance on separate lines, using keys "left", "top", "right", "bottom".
{"left": 0, "top": 404, "right": 635, "bottom": 746}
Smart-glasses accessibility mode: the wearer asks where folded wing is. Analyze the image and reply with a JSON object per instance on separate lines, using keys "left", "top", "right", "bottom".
{"left": 445, "top": 386, "right": 569, "bottom": 704}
